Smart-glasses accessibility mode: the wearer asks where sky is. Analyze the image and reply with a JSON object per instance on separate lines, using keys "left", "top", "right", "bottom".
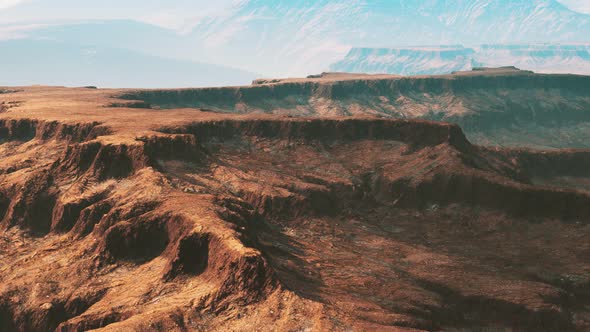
{"left": 0, "top": 0, "right": 235, "bottom": 31}
{"left": 560, "top": 0, "right": 590, "bottom": 13}
{"left": 0, "top": 0, "right": 587, "bottom": 32}
{"left": 1, "top": 0, "right": 589, "bottom": 85}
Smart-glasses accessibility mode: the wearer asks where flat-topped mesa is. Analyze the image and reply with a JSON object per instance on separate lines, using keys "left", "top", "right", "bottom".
{"left": 154, "top": 118, "right": 590, "bottom": 220}
{"left": 120, "top": 70, "right": 590, "bottom": 110}
{"left": 116, "top": 71, "right": 590, "bottom": 150}
{"left": 330, "top": 45, "right": 590, "bottom": 76}
{"left": 157, "top": 118, "right": 473, "bottom": 152}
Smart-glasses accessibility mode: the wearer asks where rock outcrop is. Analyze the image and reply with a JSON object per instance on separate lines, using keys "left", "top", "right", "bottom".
{"left": 0, "top": 83, "right": 589, "bottom": 331}
{"left": 119, "top": 70, "right": 590, "bottom": 149}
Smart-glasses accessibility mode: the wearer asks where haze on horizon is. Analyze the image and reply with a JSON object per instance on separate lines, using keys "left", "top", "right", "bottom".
{"left": 1, "top": 0, "right": 590, "bottom": 87}
{"left": 1, "top": 0, "right": 589, "bottom": 29}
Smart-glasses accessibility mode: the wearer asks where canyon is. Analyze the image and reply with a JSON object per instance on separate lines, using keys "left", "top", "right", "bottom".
{"left": 0, "top": 69, "right": 589, "bottom": 331}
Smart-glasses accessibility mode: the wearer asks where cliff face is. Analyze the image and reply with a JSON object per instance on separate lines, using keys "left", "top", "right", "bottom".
{"left": 120, "top": 70, "right": 590, "bottom": 149}
{"left": 0, "top": 83, "right": 589, "bottom": 331}
{"left": 0, "top": 107, "right": 589, "bottom": 331}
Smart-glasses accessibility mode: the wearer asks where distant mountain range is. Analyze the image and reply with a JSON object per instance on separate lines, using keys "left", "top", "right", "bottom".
{"left": 2, "top": 0, "right": 590, "bottom": 86}
{"left": 188, "top": 0, "right": 590, "bottom": 76}
{"left": 330, "top": 44, "right": 590, "bottom": 75}
{"left": 0, "top": 39, "right": 257, "bottom": 88}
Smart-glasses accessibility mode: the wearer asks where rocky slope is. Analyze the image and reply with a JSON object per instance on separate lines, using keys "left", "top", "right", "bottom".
{"left": 119, "top": 69, "right": 590, "bottom": 149}
{"left": 330, "top": 44, "right": 590, "bottom": 76}
{"left": 0, "top": 86, "right": 589, "bottom": 331}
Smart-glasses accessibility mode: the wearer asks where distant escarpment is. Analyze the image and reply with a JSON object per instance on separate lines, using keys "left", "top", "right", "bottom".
{"left": 118, "top": 69, "right": 590, "bottom": 149}
{"left": 330, "top": 45, "right": 590, "bottom": 76}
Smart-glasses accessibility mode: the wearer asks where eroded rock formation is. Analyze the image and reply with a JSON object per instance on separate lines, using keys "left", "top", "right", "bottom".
{"left": 0, "top": 77, "right": 588, "bottom": 331}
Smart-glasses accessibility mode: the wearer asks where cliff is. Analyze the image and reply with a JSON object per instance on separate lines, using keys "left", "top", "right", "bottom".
{"left": 119, "top": 70, "right": 590, "bottom": 149}
{"left": 0, "top": 83, "right": 589, "bottom": 331}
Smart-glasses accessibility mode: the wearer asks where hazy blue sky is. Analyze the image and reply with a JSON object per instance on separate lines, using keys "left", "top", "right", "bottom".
{"left": 0, "top": 0, "right": 588, "bottom": 33}
{"left": 0, "top": 0, "right": 235, "bottom": 31}
{"left": 560, "top": 0, "right": 590, "bottom": 13}
{"left": 1, "top": 0, "right": 589, "bottom": 85}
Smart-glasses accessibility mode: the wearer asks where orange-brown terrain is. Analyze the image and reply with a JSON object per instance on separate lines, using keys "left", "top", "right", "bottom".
{"left": 0, "top": 70, "right": 590, "bottom": 331}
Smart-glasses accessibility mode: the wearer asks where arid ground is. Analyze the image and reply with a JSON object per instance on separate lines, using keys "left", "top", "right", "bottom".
{"left": 0, "top": 69, "right": 589, "bottom": 331}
